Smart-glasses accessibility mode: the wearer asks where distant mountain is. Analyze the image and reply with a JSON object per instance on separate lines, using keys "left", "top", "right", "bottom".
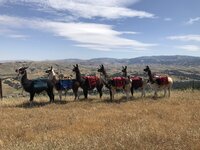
{"left": 1, "top": 55, "right": 200, "bottom": 66}
{"left": 54, "top": 55, "right": 200, "bottom": 66}
{"left": 127, "top": 55, "right": 200, "bottom": 66}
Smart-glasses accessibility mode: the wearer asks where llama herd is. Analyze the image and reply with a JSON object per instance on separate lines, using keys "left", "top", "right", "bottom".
{"left": 15, "top": 65, "right": 173, "bottom": 104}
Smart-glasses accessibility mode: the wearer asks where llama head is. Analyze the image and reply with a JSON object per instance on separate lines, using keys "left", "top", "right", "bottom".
{"left": 144, "top": 66, "right": 150, "bottom": 72}
{"left": 45, "top": 66, "right": 53, "bottom": 73}
{"left": 122, "top": 66, "right": 127, "bottom": 77}
{"left": 45, "top": 66, "right": 56, "bottom": 79}
{"left": 98, "top": 64, "right": 108, "bottom": 78}
{"left": 122, "top": 66, "right": 127, "bottom": 73}
{"left": 97, "top": 64, "right": 105, "bottom": 73}
{"left": 15, "top": 67, "right": 28, "bottom": 78}
{"left": 72, "top": 64, "right": 79, "bottom": 73}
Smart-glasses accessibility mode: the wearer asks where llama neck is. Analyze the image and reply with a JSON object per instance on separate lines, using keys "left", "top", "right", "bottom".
{"left": 20, "top": 71, "right": 31, "bottom": 91}
{"left": 123, "top": 71, "right": 127, "bottom": 77}
{"left": 48, "top": 70, "right": 58, "bottom": 84}
{"left": 100, "top": 71, "right": 108, "bottom": 84}
{"left": 21, "top": 72, "right": 28, "bottom": 84}
{"left": 103, "top": 70, "right": 108, "bottom": 79}
{"left": 147, "top": 70, "right": 154, "bottom": 83}
{"left": 52, "top": 75, "right": 58, "bottom": 84}
{"left": 75, "top": 70, "right": 82, "bottom": 82}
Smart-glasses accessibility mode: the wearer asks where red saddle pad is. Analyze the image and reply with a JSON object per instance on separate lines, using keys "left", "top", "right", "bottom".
{"left": 155, "top": 76, "right": 169, "bottom": 85}
{"left": 113, "top": 77, "right": 126, "bottom": 88}
{"left": 131, "top": 76, "right": 143, "bottom": 89}
{"left": 84, "top": 76, "right": 99, "bottom": 88}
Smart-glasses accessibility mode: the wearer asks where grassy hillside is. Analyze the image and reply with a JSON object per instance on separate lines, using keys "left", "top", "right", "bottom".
{"left": 0, "top": 90, "right": 200, "bottom": 149}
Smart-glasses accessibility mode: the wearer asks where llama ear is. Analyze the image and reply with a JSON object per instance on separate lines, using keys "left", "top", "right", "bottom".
{"left": 125, "top": 66, "right": 127, "bottom": 69}
{"left": 50, "top": 66, "right": 53, "bottom": 70}
{"left": 76, "top": 64, "right": 78, "bottom": 67}
{"left": 23, "top": 66, "right": 28, "bottom": 70}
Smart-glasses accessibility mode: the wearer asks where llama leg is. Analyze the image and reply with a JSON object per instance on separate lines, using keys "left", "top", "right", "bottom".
{"left": 97, "top": 87, "right": 103, "bottom": 99}
{"left": 65, "top": 90, "right": 67, "bottom": 98}
{"left": 164, "top": 88, "right": 167, "bottom": 97}
{"left": 49, "top": 91, "right": 54, "bottom": 102}
{"left": 83, "top": 89, "right": 88, "bottom": 99}
{"left": 168, "top": 87, "right": 171, "bottom": 97}
{"left": 109, "top": 89, "right": 112, "bottom": 101}
{"left": 30, "top": 92, "right": 35, "bottom": 106}
{"left": 110, "top": 88, "right": 115, "bottom": 101}
{"left": 141, "top": 88, "right": 144, "bottom": 97}
{"left": 154, "top": 90, "right": 158, "bottom": 99}
{"left": 47, "top": 90, "right": 53, "bottom": 102}
{"left": 73, "top": 87, "right": 78, "bottom": 100}
{"left": 51, "top": 88, "right": 54, "bottom": 102}
{"left": 30, "top": 92, "right": 35, "bottom": 101}
{"left": 74, "top": 92, "right": 78, "bottom": 100}
{"left": 112, "top": 88, "right": 115, "bottom": 101}
{"left": 52, "top": 92, "right": 54, "bottom": 102}
{"left": 143, "top": 88, "right": 146, "bottom": 97}
{"left": 125, "top": 90, "right": 129, "bottom": 101}
{"left": 131, "top": 86, "right": 134, "bottom": 97}
{"left": 58, "top": 90, "right": 62, "bottom": 101}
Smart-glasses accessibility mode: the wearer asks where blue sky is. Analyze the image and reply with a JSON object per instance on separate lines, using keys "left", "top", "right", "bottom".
{"left": 0, "top": 0, "right": 200, "bottom": 60}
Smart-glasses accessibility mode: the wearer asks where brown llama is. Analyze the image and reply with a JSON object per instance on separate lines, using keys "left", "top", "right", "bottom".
{"left": 45, "top": 66, "right": 79, "bottom": 100}
{"left": 122, "top": 66, "right": 147, "bottom": 98}
{"left": 72, "top": 64, "right": 103, "bottom": 99}
{"left": 98, "top": 64, "right": 131, "bottom": 102}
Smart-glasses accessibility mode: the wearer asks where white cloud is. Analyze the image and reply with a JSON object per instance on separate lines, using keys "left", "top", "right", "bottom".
{"left": 186, "top": 17, "right": 200, "bottom": 25}
{"left": 66, "top": 5, "right": 154, "bottom": 19}
{"left": 121, "top": 31, "right": 140, "bottom": 35}
{"left": 167, "top": 35, "right": 200, "bottom": 42}
{"left": 177, "top": 45, "right": 200, "bottom": 52}
{"left": 39, "top": 21, "right": 156, "bottom": 50}
{"left": 0, "top": 15, "right": 27, "bottom": 27}
{"left": 7, "top": 34, "right": 28, "bottom": 39}
{"left": 164, "top": 18, "right": 172, "bottom": 21}
{"left": 0, "top": 0, "right": 155, "bottom": 19}
{"left": 0, "top": 27, "right": 28, "bottom": 39}
{"left": 0, "top": 15, "right": 156, "bottom": 51}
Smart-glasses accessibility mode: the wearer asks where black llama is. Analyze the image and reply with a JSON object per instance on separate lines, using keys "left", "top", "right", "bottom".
{"left": 72, "top": 64, "right": 103, "bottom": 99}
{"left": 16, "top": 67, "right": 54, "bottom": 104}
{"left": 45, "top": 66, "right": 79, "bottom": 100}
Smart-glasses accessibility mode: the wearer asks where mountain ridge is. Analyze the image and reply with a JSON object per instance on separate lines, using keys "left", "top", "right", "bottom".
{"left": 1, "top": 55, "right": 200, "bottom": 66}
{"left": 54, "top": 55, "right": 200, "bottom": 66}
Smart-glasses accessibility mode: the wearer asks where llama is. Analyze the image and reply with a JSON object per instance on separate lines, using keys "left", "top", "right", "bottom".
{"left": 15, "top": 67, "right": 54, "bottom": 104}
{"left": 72, "top": 64, "right": 103, "bottom": 99}
{"left": 45, "top": 66, "right": 77, "bottom": 101}
{"left": 143, "top": 66, "right": 173, "bottom": 98}
{"left": 98, "top": 64, "right": 131, "bottom": 102}
{"left": 122, "top": 66, "right": 146, "bottom": 98}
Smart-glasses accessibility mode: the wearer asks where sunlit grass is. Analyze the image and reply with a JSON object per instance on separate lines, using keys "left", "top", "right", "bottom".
{"left": 0, "top": 90, "right": 200, "bottom": 149}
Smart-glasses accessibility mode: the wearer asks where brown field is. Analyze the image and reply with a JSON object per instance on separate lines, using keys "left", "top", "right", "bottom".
{"left": 0, "top": 90, "right": 200, "bottom": 150}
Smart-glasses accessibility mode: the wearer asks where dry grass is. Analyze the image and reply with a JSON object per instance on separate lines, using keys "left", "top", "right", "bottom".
{"left": 0, "top": 90, "right": 200, "bottom": 150}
